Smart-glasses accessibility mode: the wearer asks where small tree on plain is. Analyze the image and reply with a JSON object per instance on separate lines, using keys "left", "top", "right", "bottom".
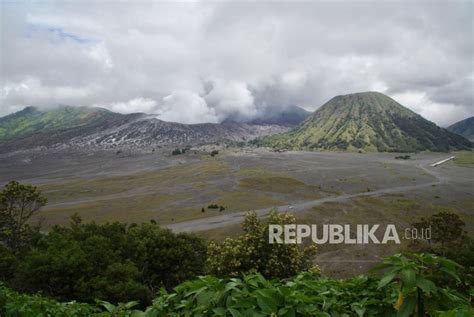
{"left": 0, "top": 181, "right": 47, "bottom": 251}
{"left": 206, "top": 210, "right": 318, "bottom": 278}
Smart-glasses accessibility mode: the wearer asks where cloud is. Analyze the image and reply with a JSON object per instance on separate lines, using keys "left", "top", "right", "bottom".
{"left": 0, "top": 0, "right": 472, "bottom": 125}
{"left": 94, "top": 98, "right": 158, "bottom": 115}
{"left": 390, "top": 91, "right": 472, "bottom": 127}
{"left": 159, "top": 91, "right": 218, "bottom": 124}
{"left": 1, "top": 77, "right": 98, "bottom": 114}
{"left": 204, "top": 79, "right": 256, "bottom": 122}
{"left": 84, "top": 44, "right": 113, "bottom": 70}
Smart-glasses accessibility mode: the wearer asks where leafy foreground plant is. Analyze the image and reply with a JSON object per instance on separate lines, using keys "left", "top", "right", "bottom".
{"left": 149, "top": 273, "right": 394, "bottom": 316}
{"left": 370, "top": 253, "right": 472, "bottom": 317}
{"left": 1, "top": 254, "right": 472, "bottom": 316}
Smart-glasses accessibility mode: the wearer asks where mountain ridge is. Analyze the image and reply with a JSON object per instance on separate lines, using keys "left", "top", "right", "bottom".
{"left": 447, "top": 117, "right": 474, "bottom": 141}
{"left": 259, "top": 92, "right": 472, "bottom": 152}
{"left": 0, "top": 105, "right": 121, "bottom": 141}
{"left": 0, "top": 106, "right": 290, "bottom": 153}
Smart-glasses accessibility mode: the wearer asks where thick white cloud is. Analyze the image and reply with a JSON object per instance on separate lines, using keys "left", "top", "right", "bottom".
{"left": 94, "top": 98, "right": 158, "bottom": 115}
{"left": 204, "top": 79, "right": 256, "bottom": 121}
{"left": 2, "top": 77, "right": 99, "bottom": 110}
{"left": 390, "top": 91, "right": 472, "bottom": 127}
{"left": 159, "top": 91, "right": 218, "bottom": 124}
{"left": 0, "top": 0, "right": 472, "bottom": 125}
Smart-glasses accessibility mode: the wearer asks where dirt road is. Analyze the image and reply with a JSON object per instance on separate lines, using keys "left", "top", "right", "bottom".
{"left": 166, "top": 161, "right": 444, "bottom": 232}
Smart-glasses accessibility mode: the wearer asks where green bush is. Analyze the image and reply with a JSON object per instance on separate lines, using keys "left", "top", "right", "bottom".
{"left": 0, "top": 284, "right": 102, "bottom": 317}
{"left": 5, "top": 215, "right": 207, "bottom": 306}
{"left": 0, "top": 180, "right": 46, "bottom": 252}
{"left": 2, "top": 253, "right": 471, "bottom": 316}
{"left": 410, "top": 211, "right": 474, "bottom": 296}
{"left": 151, "top": 273, "right": 394, "bottom": 316}
{"left": 206, "top": 211, "right": 318, "bottom": 279}
{"left": 370, "top": 253, "right": 470, "bottom": 316}
{"left": 395, "top": 155, "right": 411, "bottom": 160}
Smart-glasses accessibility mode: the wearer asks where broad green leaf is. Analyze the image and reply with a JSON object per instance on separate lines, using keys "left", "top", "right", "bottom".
{"left": 378, "top": 272, "right": 397, "bottom": 288}
{"left": 415, "top": 276, "right": 436, "bottom": 294}
{"left": 396, "top": 296, "right": 416, "bottom": 317}
{"left": 229, "top": 308, "right": 243, "bottom": 317}
{"left": 440, "top": 267, "right": 461, "bottom": 282}
{"left": 401, "top": 269, "right": 416, "bottom": 289}
{"left": 213, "top": 307, "right": 227, "bottom": 316}
{"left": 255, "top": 290, "right": 278, "bottom": 314}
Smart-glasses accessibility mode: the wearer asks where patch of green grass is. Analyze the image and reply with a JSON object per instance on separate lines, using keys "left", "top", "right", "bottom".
{"left": 239, "top": 173, "right": 324, "bottom": 199}
{"left": 40, "top": 159, "right": 232, "bottom": 204}
{"left": 39, "top": 192, "right": 185, "bottom": 225}
{"left": 338, "top": 176, "right": 369, "bottom": 185}
{"left": 210, "top": 190, "right": 283, "bottom": 212}
{"left": 420, "top": 172, "right": 434, "bottom": 178}
{"left": 453, "top": 152, "right": 474, "bottom": 167}
{"left": 240, "top": 175, "right": 307, "bottom": 193}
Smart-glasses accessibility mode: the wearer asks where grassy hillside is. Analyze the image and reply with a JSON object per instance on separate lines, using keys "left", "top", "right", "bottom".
{"left": 448, "top": 116, "right": 474, "bottom": 141}
{"left": 259, "top": 92, "right": 472, "bottom": 152}
{"left": 0, "top": 106, "right": 117, "bottom": 141}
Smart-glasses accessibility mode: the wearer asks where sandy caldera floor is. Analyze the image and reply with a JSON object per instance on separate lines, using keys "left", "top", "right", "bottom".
{"left": 1, "top": 147, "right": 472, "bottom": 276}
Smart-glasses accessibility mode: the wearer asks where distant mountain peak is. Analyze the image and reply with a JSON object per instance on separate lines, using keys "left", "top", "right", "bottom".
{"left": 261, "top": 91, "right": 472, "bottom": 152}
{"left": 0, "top": 105, "right": 120, "bottom": 142}
{"left": 447, "top": 116, "right": 474, "bottom": 141}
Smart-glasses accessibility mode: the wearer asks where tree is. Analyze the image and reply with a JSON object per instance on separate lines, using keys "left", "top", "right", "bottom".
{"left": 126, "top": 223, "right": 207, "bottom": 292}
{"left": 412, "top": 211, "right": 467, "bottom": 252}
{"left": 410, "top": 211, "right": 473, "bottom": 296}
{"left": 206, "top": 210, "right": 318, "bottom": 278}
{"left": 12, "top": 215, "right": 207, "bottom": 306}
{"left": 0, "top": 181, "right": 47, "bottom": 251}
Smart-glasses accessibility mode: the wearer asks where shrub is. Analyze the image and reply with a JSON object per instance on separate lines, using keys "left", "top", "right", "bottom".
{"left": 2, "top": 254, "right": 471, "bottom": 316}
{"left": 206, "top": 210, "right": 318, "bottom": 278}
{"left": 410, "top": 212, "right": 473, "bottom": 295}
{"left": 0, "top": 180, "right": 47, "bottom": 252}
{"left": 395, "top": 155, "right": 411, "bottom": 160}
{"left": 151, "top": 273, "right": 394, "bottom": 316}
{"left": 371, "top": 253, "right": 469, "bottom": 316}
{"left": 9, "top": 215, "right": 207, "bottom": 306}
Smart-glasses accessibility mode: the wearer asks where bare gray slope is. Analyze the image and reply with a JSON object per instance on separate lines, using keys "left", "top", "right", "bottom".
{"left": 0, "top": 107, "right": 290, "bottom": 153}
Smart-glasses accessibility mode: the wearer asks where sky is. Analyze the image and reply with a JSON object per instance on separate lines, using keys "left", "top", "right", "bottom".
{"left": 0, "top": 0, "right": 472, "bottom": 127}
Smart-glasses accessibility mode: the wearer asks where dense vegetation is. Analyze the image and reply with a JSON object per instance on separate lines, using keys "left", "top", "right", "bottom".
{"left": 409, "top": 211, "right": 474, "bottom": 294}
{"left": 2, "top": 254, "right": 472, "bottom": 316}
{"left": 0, "top": 181, "right": 207, "bottom": 306}
{"left": 256, "top": 92, "right": 472, "bottom": 152}
{"left": 1, "top": 181, "right": 473, "bottom": 316}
